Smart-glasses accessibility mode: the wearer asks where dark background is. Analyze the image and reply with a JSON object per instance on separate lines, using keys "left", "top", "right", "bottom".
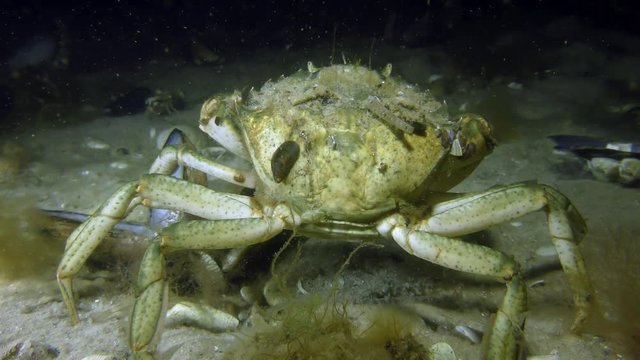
{"left": 1, "top": 0, "right": 638, "bottom": 72}
{"left": 1, "top": 0, "right": 639, "bottom": 132}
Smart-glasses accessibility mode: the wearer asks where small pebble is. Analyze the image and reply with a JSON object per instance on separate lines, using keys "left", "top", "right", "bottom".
{"left": 83, "top": 137, "right": 110, "bottom": 150}
{"left": 166, "top": 302, "right": 239, "bottom": 332}
{"left": 507, "top": 82, "right": 523, "bottom": 90}
{"left": 109, "top": 161, "right": 128, "bottom": 170}
{"left": 527, "top": 351, "right": 559, "bottom": 360}
{"left": 535, "top": 245, "right": 557, "bottom": 257}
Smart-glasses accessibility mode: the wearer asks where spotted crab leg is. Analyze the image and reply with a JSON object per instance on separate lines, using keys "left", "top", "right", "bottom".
{"left": 56, "top": 177, "right": 260, "bottom": 324}
{"left": 130, "top": 204, "right": 295, "bottom": 359}
{"left": 56, "top": 130, "right": 256, "bottom": 323}
{"left": 418, "top": 182, "right": 591, "bottom": 330}
{"left": 57, "top": 181, "right": 139, "bottom": 323}
{"left": 377, "top": 182, "right": 591, "bottom": 359}
{"left": 378, "top": 215, "right": 526, "bottom": 359}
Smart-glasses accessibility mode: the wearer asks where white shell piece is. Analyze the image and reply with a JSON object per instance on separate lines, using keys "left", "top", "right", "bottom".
{"left": 450, "top": 138, "right": 463, "bottom": 156}
{"left": 296, "top": 279, "right": 309, "bottom": 295}
{"left": 428, "top": 342, "right": 457, "bottom": 360}
{"left": 401, "top": 302, "right": 484, "bottom": 333}
{"left": 240, "top": 285, "right": 258, "bottom": 304}
{"left": 166, "top": 302, "right": 239, "bottom": 332}
{"left": 454, "top": 325, "right": 482, "bottom": 343}
{"left": 428, "top": 74, "right": 443, "bottom": 83}
{"left": 530, "top": 279, "right": 546, "bottom": 288}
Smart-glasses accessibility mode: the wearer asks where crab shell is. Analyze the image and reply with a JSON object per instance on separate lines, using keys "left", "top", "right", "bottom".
{"left": 200, "top": 65, "right": 494, "bottom": 223}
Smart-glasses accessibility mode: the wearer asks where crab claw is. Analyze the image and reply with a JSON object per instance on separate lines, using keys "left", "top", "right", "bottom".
{"left": 428, "top": 114, "right": 496, "bottom": 191}
{"left": 199, "top": 94, "right": 251, "bottom": 160}
{"left": 449, "top": 113, "right": 495, "bottom": 159}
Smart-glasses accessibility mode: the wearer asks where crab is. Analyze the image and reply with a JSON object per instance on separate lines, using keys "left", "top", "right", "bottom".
{"left": 145, "top": 90, "right": 185, "bottom": 116}
{"left": 57, "top": 64, "right": 592, "bottom": 359}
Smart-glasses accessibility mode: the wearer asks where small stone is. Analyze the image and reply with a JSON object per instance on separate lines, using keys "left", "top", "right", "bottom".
{"left": 81, "top": 354, "right": 120, "bottom": 360}
{"left": 507, "top": 82, "right": 523, "bottom": 90}
{"left": 619, "top": 158, "right": 640, "bottom": 184}
{"left": 535, "top": 245, "right": 558, "bottom": 257}
{"left": 83, "top": 137, "right": 110, "bottom": 150}
{"left": 109, "top": 161, "right": 128, "bottom": 170}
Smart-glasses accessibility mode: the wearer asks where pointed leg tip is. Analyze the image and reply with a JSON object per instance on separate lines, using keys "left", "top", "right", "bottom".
{"left": 570, "top": 311, "right": 588, "bottom": 333}
{"left": 57, "top": 274, "right": 81, "bottom": 324}
{"left": 133, "top": 351, "right": 155, "bottom": 360}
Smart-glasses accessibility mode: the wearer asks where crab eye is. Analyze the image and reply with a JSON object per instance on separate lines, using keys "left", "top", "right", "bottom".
{"left": 214, "top": 116, "right": 223, "bottom": 126}
{"left": 271, "top": 141, "right": 300, "bottom": 183}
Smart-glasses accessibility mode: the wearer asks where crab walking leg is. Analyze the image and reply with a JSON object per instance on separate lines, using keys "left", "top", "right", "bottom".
{"left": 130, "top": 211, "right": 289, "bottom": 358}
{"left": 148, "top": 145, "right": 256, "bottom": 188}
{"left": 485, "top": 275, "right": 527, "bottom": 359}
{"left": 58, "top": 174, "right": 263, "bottom": 324}
{"left": 417, "top": 182, "right": 591, "bottom": 329}
{"left": 57, "top": 182, "right": 139, "bottom": 323}
{"left": 136, "top": 174, "right": 262, "bottom": 220}
{"left": 378, "top": 215, "right": 526, "bottom": 360}
{"left": 544, "top": 185, "right": 591, "bottom": 330}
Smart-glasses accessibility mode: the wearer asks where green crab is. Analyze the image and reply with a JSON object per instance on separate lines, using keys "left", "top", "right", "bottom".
{"left": 57, "top": 64, "right": 592, "bottom": 359}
